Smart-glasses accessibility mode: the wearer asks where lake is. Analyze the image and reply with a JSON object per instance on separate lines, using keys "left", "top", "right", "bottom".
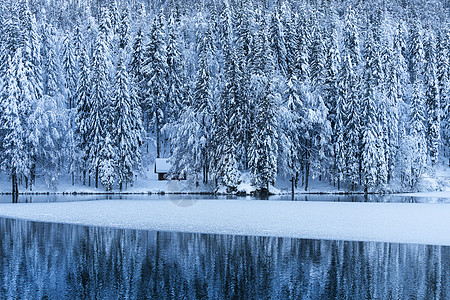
{"left": 0, "top": 215, "right": 449, "bottom": 299}
{"left": 1, "top": 192, "right": 448, "bottom": 204}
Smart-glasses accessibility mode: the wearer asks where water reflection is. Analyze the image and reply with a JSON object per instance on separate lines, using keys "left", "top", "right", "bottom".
{"left": 1, "top": 193, "right": 448, "bottom": 204}
{"left": 0, "top": 218, "right": 448, "bottom": 299}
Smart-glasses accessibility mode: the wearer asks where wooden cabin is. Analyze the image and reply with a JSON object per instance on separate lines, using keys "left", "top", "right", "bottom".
{"left": 155, "top": 158, "right": 171, "bottom": 181}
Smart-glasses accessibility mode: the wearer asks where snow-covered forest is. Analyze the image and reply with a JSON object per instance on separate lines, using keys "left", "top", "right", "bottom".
{"left": 1, "top": 0, "right": 450, "bottom": 194}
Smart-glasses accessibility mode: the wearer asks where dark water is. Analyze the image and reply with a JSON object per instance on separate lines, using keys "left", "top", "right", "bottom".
{"left": 0, "top": 218, "right": 448, "bottom": 299}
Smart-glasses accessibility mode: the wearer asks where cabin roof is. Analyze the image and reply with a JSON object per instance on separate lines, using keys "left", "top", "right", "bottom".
{"left": 155, "top": 158, "right": 171, "bottom": 173}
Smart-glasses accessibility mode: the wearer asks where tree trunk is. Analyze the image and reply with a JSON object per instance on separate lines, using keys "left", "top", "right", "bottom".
{"left": 12, "top": 169, "right": 18, "bottom": 203}
{"left": 156, "top": 115, "right": 160, "bottom": 158}
{"left": 120, "top": 181, "right": 123, "bottom": 191}
{"left": 305, "top": 161, "right": 309, "bottom": 191}
{"left": 95, "top": 167, "right": 99, "bottom": 189}
{"left": 291, "top": 176, "right": 295, "bottom": 201}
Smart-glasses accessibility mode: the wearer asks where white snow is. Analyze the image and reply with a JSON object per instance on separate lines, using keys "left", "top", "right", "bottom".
{"left": 0, "top": 199, "right": 449, "bottom": 246}
{"left": 155, "top": 158, "right": 172, "bottom": 173}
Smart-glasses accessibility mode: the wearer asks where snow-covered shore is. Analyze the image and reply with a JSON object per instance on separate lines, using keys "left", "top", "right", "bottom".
{"left": 1, "top": 199, "right": 450, "bottom": 246}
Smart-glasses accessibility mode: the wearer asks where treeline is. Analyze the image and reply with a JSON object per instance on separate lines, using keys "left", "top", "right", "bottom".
{"left": 1, "top": 0, "right": 450, "bottom": 193}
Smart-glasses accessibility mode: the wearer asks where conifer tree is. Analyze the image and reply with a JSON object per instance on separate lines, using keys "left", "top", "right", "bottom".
{"left": 89, "top": 29, "right": 110, "bottom": 188}
{"left": 112, "top": 52, "right": 136, "bottom": 190}
{"left": 75, "top": 46, "right": 90, "bottom": 185}
{"left": 424, "top": 31, "right": 440, "bottom": 166}
{"left": 130, "top": 26, "right": 146, "bottom": 117}
{"left": 166, "top": 10, "right": 184, "bottom": 123}
{"left": 62, "top": 31, "right": 78, "bottom": 109}
{"left": 361, "top": 28, "right": 381, "bottom": 191}
{"left": 142, "top": 11, "right": 168, "bottom": 158}
{"left": 0, "top": 53, "right": 27, "bottom": 197}
{"left": 249, "top": 43, "right": 278, "bottom": 194}
{"left": 408, "top": 82, "right": 427, "bottom": 188}
{"left": 99, "top": 133, "right": 116, "bottom": 191}
{"left": 341, "top": 6, "right": 362, "bottom": 190}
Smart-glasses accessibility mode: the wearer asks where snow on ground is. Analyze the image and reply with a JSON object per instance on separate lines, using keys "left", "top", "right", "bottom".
{"left": 0, "top": 199, "right": 449, "bottom": 246}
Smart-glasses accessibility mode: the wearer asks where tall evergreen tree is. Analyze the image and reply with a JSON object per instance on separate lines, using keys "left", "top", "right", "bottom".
{"left": 0, "top": 53, "right": 27, "bottom": 198}
{"left": 75, "top": 45, "right": 90, "bottom": 185}
{"left": 424, "top": 30, "right": 440, "bottom": 166}
{"left": 166, "top": 10, "right": 184, "bottom": 123}
{"left": 89, "top": 29, "right": 110, "bottom": 188}
{"left": 361, "top": 28, "right": 381, "bottom": 191}
{"left": 112, "top": 52, "right": 137, "bottom": 190}
{"left": 142, "top": 11, "right": 168, "bottom": 158}
{"left": 341, "top": 6, "right": 362, "bottom": 190}
{"left": 62, "top": 31, "right": 78, "bottom": 109}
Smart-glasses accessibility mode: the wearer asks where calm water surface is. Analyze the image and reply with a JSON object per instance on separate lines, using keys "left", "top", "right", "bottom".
{"left": 0, "top": 217, "right": 448, "bottom": 299}
{"left": 0, "top": 193, "right": 448, "bottom": 203}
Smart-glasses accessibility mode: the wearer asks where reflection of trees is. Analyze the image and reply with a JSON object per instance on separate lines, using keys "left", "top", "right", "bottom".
{"left": 0, "top": 218, "right": 449, "bottom": 299}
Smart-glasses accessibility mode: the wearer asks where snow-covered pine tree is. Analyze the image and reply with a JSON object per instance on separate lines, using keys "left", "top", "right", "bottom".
{"left": 234, "top": 1, "right": 254, "bottom": 169}
{"left": 142, "top": 11, "right": 168, "bottom": 158}
{"left": 62, "top": 31, "right": 78, "bottom": 109}
{"left": 29, "top": 24, "right": 67, "bottom": 189}
{"left": 192, "top": 24, "right": 214, "bottom": 184}
{"left": 296, "top": 10, "right": 311, "bottom": 84}
{"left": 324, "top": 21, "right": 344, "bottom": 188}
{"left": 249, "top": 40, "right": 278, "bottom": 194}
{"left": 20, "top": 3, "right": 42, "bottom": 189}
{"left": 214, "top": 1, "right": 242, "bottom": 191}
{"left": 310, "top": 25, "right": 327, "bottom": 89}
{"left": 361, "top": 27, "right": 381, "bottom": 192}
{"left": 384, "top": 21, "right": 408, "bottom": 183}
{"left": 89, "top": 28, "right": 110, "bottom": 188}
{"left": 249, "top": 73, "right": 279, "bottom": 194}
{"left": 99, "top": 133, "right": 116, "bottom": 191}
{"left": 341, "top": 6, "right": 363, "bottom": 190}
{"left": 112, "top": 52, "right": 135, "bottom": 190}
{"left": 130, "top": 26, "right": 146, "bottom": 121}
{"left": 269, "top": 7, "right": 287, "bottom": 76}
{"left": 424, "top": 30, "right": 440, "bottom": 166}
{"left": 0, "top": 53, "right": 27, "bottom": 197}
{"left": 75, "top": 45, "right": 90, "bottom": 185}
{"left": 437, "top": 27, "right": 450, "bottom": 161}
{"left": 280, "top": 74, "right": 303, "bottom": 192}
{"left": 407, "top": 82, "right": 427, "bottom": 188}
{"left": 166, "top": 10, "right": 184, "bottom": 124}
{"left": 61, "top": 30, "right": 78, "bottom": 184}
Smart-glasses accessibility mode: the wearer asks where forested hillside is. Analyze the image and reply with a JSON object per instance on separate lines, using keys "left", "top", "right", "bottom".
{"left": 1, "top": 0, "right": 450, "bottom": 193}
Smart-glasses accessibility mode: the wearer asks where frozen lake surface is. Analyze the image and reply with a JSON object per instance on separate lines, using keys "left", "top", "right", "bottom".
{"left": 0, "top": 194, "right": 450, "bottom": 245}
{"left": 0, "top": 217, "right": 449, "bottom": 299}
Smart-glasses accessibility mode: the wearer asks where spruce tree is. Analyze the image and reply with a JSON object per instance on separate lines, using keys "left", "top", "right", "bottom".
{"left": 62, "top": 31, "right": 78, "bottom": 109}
{"left": 89, "top": 29, "right": 110, "bottom": 188}
{"left": 112, "top": 53, "right": 135, "bottom": 190}
{"left": 75, "top": 46, "right": 90, "bottom": 185}
{"left": 166, "top": 10, "right": 184, "bottom": 123}
{"left": 0, "top": 53, "right": 27, "bottom": 197}
{"left": 142, "top": 11, "right": 168, "bottom": 158}
{"left": 424, "top": 31, "right": 440, "bottom": 166}
{"left": 341, "top": 6, "right": 362, "bottom": 190}
{"left": 361, "top": 28, "right": 381, "bottom": 192}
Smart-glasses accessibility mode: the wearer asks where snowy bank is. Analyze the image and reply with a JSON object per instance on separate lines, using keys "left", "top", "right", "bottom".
{"left": 0, "top": 200, "right": 450, "bottom": 246}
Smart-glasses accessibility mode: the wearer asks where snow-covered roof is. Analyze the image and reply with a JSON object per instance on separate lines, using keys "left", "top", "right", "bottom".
{"left": 155, "top": 158, "right": 171, "bottom": 173}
